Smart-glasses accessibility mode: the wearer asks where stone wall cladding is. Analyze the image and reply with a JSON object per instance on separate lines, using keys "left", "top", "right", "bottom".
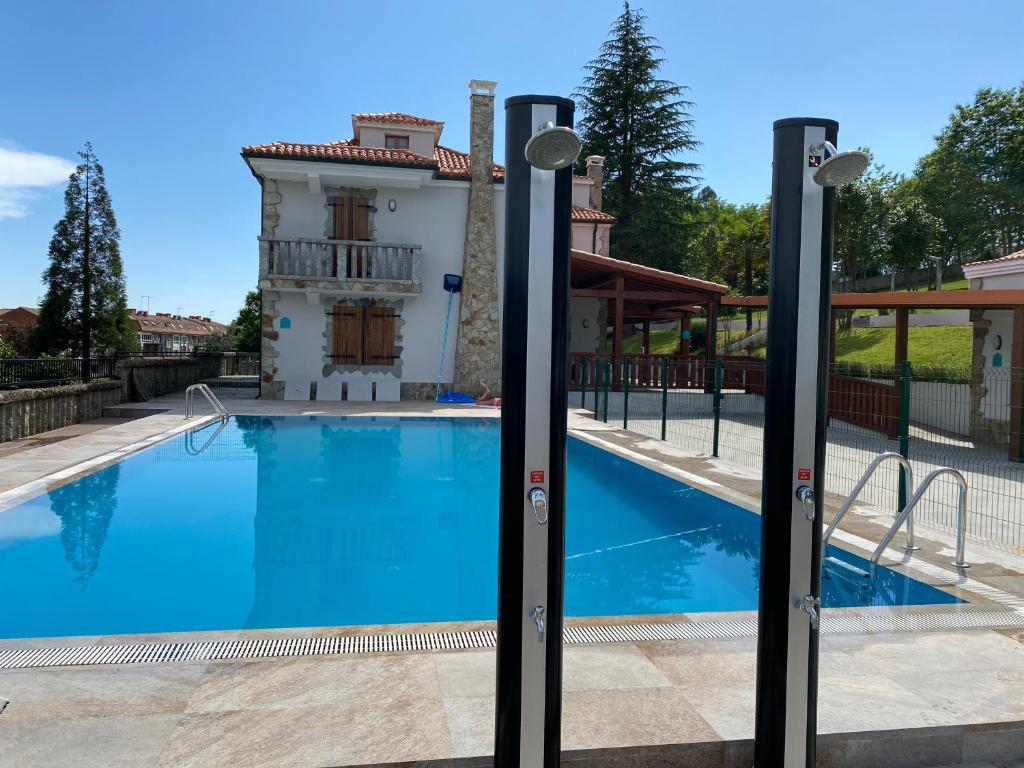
{"left": 262, "top": 179, "right": 281, "bottom": 238}
{"left": 400, "top": 382, "right": 438, "bottom": 400}
{"left": 261, "top": 290, "right": 284, "bottom": 399}
{"left": 0, "top": 381, "right": 121, "bottom": 443}
{"left": 453, "top": 87, "right": 501, "bottom": 396}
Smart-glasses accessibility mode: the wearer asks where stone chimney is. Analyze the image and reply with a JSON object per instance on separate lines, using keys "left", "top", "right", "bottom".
{"left": 586, "top": 155, "right": 605, "bottom": 211}
{"left": 453, "top": 80, "right": 501, "bottom": 396}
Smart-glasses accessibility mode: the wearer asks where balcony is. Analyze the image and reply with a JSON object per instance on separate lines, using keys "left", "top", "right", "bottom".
{"left": 259, "top": 237, "right": 422, "bottom": 294}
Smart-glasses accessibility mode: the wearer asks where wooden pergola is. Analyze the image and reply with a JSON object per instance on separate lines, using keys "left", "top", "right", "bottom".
{"left": 570, "top": 249, "right": 728, "bottom": 359}
{"left": 723, "top": 289, "right": 1024, "bottom": 462}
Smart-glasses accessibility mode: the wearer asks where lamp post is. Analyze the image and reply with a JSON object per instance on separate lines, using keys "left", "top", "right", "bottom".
{"left": 494, "top": 94, "right": 579, "bottom": 768}
{"left": 753, "top": 118, "right": 867, "bottom": 767}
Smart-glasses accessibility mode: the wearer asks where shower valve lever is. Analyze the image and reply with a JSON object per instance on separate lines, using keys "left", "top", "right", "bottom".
{"left": 530, "top": 605, "right": 545, "bottom": 642}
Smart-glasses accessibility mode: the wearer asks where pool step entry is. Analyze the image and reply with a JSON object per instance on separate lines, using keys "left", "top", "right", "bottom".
{"left": 3, "top": 609, "right": 1023, "bottom": 670}
{"left": 824, "top": 556, "right": 870, "bottom": 580}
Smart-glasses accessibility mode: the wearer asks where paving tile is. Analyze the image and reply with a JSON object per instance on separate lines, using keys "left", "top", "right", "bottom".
{"left": 0, "top": 713, "right": 180, "bottom": 768}
{"left": 817, "top": 673, "right": 961, "bottom": 733}
{"left": 0, "top": 664, "right": 205, "bottom": 723}
{"left": 563, "top": 645, "right": 674, "bottom": 692}
{"left": 186, "top": 653, "right": 440, "bottom": 713}
{"left": 156, "top": 699, "right": 453, "bottom": 767}
{"left": 894, "top": 664, "right": 1024, "bottom": 726}
{"left": 443, "top": 696, "right": 493, "bottom": 759}
{"left": 818, "top": 726, "right": 964, "bottom": 768}
{"left": 561, "top": 687, "right": 718, "bottom": 751}
{"left": 641, "top": 637, "right": 756, "bottom": 690}
{"left": 434, "top": 649, "right": 495, "bottom": 699}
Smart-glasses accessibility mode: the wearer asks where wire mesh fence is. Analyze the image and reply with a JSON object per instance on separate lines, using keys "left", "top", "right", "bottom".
{"left": 570, "top": 354, "right": 1024, "bottom": 551}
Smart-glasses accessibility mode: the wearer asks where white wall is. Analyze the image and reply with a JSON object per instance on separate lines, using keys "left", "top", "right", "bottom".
{"left": 571, "top": 179, "right": 591, "bottom": 207}
{"left": 569, "top": 297, "right": 600, "bottom": 353}
{"left": 269, "top": 175, "right": 506, "bottom": 396}
{"left": 356, "top": 125, "right": 436, "bottom": 157}
{"left": 571, "top": 223, "right": 610, "bottom": 256}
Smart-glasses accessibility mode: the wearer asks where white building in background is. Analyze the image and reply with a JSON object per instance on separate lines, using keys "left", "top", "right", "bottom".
{"left": 963, "top": 248, "right": 1024, "bottom": 370}
{"left": 242, "top": 81, "right": 614, "bottom": 401}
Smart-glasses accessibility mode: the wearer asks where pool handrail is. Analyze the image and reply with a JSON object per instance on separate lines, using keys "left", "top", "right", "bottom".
{"left": 185, "top": 418, "right": 228, "bottom": 456}
{"left": 823, "top": 452, "right": 915, "bottom": 555}
{"left": 185, "top": 383, "right": 228, "bottom": 419}
{"left": 870, "top": 466, "right": 969, "bottom": 569}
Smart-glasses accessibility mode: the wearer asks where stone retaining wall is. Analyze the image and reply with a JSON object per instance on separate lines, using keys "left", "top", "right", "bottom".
{"left": 116, "top": 355, "right": 224, "bottom": 401}
{"left": 0, "top": 381, "right": 122, "bottom": 442}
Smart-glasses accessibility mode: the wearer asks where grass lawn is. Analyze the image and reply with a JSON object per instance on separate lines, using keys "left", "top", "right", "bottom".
{"left": 833, "top": 326, "right": 972, "bottom": 369}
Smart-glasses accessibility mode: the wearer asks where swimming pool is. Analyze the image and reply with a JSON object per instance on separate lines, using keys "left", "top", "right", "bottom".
{"left": 0, "top": 416, "right": 958, "bottom": 638}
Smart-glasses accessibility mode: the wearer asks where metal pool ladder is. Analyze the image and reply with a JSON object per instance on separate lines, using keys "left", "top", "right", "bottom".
{"left": 822, "top": 452, "right": 971, "bottom": 576}
{"left": 823, "top": 452, "right": 916, "bottom": 555}
{"left": 871, "top": 467, "right": 969, "bottom": 569}
{"left": 185, "top": 383, "right": 229, "bottom": 419}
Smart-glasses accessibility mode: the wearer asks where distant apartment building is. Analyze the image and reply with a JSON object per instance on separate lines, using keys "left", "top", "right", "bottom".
{"left": 0, "top": 307, "right": 40, "bottom": 356}
{"left": 128, "top": 310, "right": 230, "bottom": 353}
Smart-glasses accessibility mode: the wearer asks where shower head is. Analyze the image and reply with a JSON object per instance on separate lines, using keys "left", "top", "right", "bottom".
{"left": 524, "top": 123, "right": 582, "bottom": 171}
{"left": 812, "top": 142, "right": 869, "bottom": 187}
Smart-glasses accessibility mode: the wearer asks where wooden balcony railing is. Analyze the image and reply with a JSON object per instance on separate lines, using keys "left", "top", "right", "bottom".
{"left": 259, "top": 237, "right": 421, "bottom": 287}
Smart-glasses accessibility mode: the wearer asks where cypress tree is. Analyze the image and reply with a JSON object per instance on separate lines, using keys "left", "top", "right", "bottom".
{"left": 31, "top": 143, "right": 138, "bottom": 358}
{"left": 575, "top": 2, "right": 701, "bottom": 270}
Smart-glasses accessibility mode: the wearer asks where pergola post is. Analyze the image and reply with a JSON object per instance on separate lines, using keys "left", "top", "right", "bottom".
{"left": 829, "top": 309, "right": 837, "bottom": 366}
{"left": 612, "top": 273, "right": 624, "bottom": 390}
{"left": 704, "top": 300, "right": 719, "bottom": 393}
{"left": 642, "top": 320, "right": 650, "bottom": 355}
{"left": 679, "top": 314, "right": 691, "bottom": 357}
{"left": 1011, "top": 305, "right": 1024, "bottom": 463}
{"left": 893, "top": 306, "right": 910, "bottom": 440}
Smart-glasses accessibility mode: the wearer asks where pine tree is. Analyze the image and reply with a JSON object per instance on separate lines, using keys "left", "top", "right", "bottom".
{"left": 31, "top": 144, "right": 138, "bottom": 358}
{"left": 574, "top": 2, "right": 701, "bottom": 270}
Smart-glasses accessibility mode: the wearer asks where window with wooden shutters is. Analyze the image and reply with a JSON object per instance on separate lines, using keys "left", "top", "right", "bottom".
{"left": 330, "top": 305, "right": 363, "bottom": 364}
{"left": 364, "top": 301, "right": 399, "bottom": 365}
{"left": 328, "top": 301, "right": 399, "bottom": 367}
{"left": 330, "top": 196, "right": 370, "bottom": 240}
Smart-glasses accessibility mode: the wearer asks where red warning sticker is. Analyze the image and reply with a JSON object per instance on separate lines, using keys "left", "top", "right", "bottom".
{"left": 798, "top": 468, "right": 811, "bottom": 481}
{"left": 530, "top": 470, "right": 545, "bottom": 484}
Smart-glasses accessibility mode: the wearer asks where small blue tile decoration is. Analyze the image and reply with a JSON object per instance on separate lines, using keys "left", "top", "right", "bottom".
{"left": 682, "top": 330, "right": 691, "bottom": 341}
{"left": 992, "top": 352, "right": 1003, "bottom": 368}
{"left": 280, "top": 317, "right": 291, "bottom": 330}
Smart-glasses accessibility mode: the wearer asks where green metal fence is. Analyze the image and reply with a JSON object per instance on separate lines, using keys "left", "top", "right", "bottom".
{"left": 569, "top": 354, "right": 1024, "bottom": 551}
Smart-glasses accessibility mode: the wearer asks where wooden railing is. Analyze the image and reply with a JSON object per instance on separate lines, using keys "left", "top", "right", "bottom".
{"left": 259, "top": 237, "right": 422, "bottom": 286}
{"left": 568, "top": 354, "right": 766, "bottom": 394}
{"left": 570, "top": 353, "right": 901, "bottom": 436}
{"left": 827, "top": 374, "right": 898, "bottom": 438}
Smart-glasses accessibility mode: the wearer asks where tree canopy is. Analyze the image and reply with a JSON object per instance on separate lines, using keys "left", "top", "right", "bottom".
{"left": 231, "top": 289, "right": 261, "bottom": 353}
{"left": 574, "top": 1, "right": 700, "bottom": 271}
{"left": 30, "top": 144, "right": 137, "bottom": 356}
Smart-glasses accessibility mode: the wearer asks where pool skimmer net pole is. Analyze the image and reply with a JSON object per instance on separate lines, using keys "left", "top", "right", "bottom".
{"left": 495, "top": 94, "right": 578, "bottom": 768}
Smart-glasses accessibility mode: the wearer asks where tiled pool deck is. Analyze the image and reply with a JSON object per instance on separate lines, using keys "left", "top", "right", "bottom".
{"left": 1, "top": 396, "right": 1022, "bottom": 767}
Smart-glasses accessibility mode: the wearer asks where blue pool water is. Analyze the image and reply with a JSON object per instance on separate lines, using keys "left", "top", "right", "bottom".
{"left": 0, "top": 417, "right": 958, "bottom": 638}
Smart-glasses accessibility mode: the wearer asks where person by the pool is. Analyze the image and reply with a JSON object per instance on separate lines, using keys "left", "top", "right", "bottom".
{"left": 476, "top": 380, "right": 501, "bottom": 407}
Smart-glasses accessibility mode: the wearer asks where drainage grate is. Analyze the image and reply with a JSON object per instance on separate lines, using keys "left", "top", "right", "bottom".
{"left": 2, "top": 610, "right": 1023, "bottom": 670}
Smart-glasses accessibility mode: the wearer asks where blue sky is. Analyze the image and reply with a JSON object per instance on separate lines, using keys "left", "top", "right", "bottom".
{"left": 1, "top": 0, "right": 1021, "bottom": 323}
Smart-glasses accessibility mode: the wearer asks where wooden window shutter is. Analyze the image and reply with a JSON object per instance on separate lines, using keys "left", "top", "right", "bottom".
{"left": 364, "top": 301, "right": 399, "bottom": 365}
{"left": 330, "top": 304, "right": 363, "bottom": 364}
{"left": 331, "top": 196, "right": 349, "bottom": 239}
{"left": 353, "top": 197, "right": 370, "bottom": 241}
{"left": 331, "top": 196, "right": 370, "bottom": 241}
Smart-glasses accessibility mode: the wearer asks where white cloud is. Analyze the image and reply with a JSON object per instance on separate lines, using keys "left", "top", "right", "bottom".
{"left": 0, "top": 145, "right": 77, "bottom": 220}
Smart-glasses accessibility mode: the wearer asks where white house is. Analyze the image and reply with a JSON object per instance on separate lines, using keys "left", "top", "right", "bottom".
{"left": 243, "top": 80, "right": 614, "bottom": 401}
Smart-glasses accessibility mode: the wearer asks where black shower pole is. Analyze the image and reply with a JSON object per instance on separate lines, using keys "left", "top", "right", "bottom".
{"left": 753, "top": 117, "right": 838, "bottom": 768}
{"left": 494, "top": 94, "right": 575, "bottom": 768}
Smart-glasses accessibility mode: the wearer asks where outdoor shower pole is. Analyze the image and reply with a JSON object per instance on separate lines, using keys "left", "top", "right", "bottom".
{"left": 495, "top": 95, "right": 575, "bottom": 768}
{"left": 753, "top": 118, "right": 837, "bottom": 768}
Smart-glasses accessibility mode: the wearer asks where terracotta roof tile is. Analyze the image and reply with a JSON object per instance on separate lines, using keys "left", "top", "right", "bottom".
{"left": 571, "top": 204, "right": 616, "bottom": 223}
{"left": 241, "top": 140, "right": 438, "bottom": 168}
{"left": 352, "top": 112, "right": 444, "bottom": 128}
{"left": 434, "top": 145, "right": 504, "bottom": 180}
{"left": 980, "top": 248, "right": 1024, "bottom": 264}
